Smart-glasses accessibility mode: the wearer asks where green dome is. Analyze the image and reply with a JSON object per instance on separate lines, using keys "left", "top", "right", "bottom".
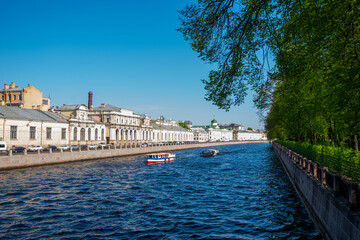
{"left": 211, "top": 119, "right": 217, "bottom": 123}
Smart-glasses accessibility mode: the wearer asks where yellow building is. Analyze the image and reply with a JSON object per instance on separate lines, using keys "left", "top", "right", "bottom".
{"left": 0, "top": 82, "right": 51, "bottom": 111}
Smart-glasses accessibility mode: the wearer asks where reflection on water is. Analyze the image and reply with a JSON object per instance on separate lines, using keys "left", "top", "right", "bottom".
{"left": 0, "top": 143, "right": 322, "bottom": 239}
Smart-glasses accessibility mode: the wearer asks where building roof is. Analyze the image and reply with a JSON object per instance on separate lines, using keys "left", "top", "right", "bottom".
{"left": 211, "top": 119, "right": 217, "bottom": 123}
{"left": 60, "top": 104, "right": 87, "bottom": 110}
{"left": 0, "top": 106, "right": 68, "bottom": 123}
{"left": 151, "top": 123, "right": 190, "bottom": 132}
{"left": 92, "top": 104, "right": 139, "bottom": 117}
{"left": 191, "top": 127, "right": 208, "bottom": 133}
{"left": 92, "top": 104, "right": 121, "bottom": 112}
{"left": 0, "top": 88, "right": 24, "bottom": 92}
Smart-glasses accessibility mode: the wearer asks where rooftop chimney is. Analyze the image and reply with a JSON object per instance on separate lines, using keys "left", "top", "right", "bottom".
{"left": 101, "top": 103, "right": 105, "bottom": 108}
{"left": 88, "top": 91, "right": 93, "bottom": 110}
{"left": 4, "top": 84, "right": 9, "bottom": 90}
{"left": 10, "top": 82, "right": 15, "bottom": 89}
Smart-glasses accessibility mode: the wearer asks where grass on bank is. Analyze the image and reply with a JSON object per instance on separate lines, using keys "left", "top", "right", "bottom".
{"left": 277, "top": 140, "right": 360, "bottom": 183}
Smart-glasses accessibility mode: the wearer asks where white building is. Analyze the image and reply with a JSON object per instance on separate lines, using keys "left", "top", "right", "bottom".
{"left": 55, "top": 104, "right": 106, "bottom": 145}
{"left": 234, "top": 130, "right": 267, "bottom": 141}
{"left": 191, "top": 127, "right": 209, "bottom": 142}
{"left": 206, "top": 119, "right": 233, "bottom": 142}
{"left": 0, "top": 106, "right": 69, "bottom": 147}
{"left": 89, "top": 104, "right": 152, "bottom": 145}
{"left": 151, "top": 117, "right": 193, "bottom": 143}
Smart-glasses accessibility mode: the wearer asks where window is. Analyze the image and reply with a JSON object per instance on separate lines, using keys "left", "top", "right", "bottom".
{"left": 19, "top": 95, "right": 22, "bottom": 101}
{"left": 30, "top": 127, "right": 36, "bottom": 139}
{"left": 46, "top": 127, "right": 52, "bottom": 139}
{"left": 95, "top": 128, "right": 98, "bottom": 140}
{"left": 1, "top": 95, "right": 4, "bottom": 101}
{"left": 107, "top": 117, "right": 110, "bottom": 123}
{"left": 43, "top": 99, "right": 49, "bottom": 105}
{"left": 61, "top": 128, "right": 66, "bottom": 140}
{"left": 8, "top": 95, "right": 11, "bottom": 101}
{"left": 101, "top": 129, "right": 105, "bottom": 140}
{"left": 73, "top": 127, "right": 77, "bottom": 141}
{"left": 13, "top": 95, "right": 16, "bottom": 101}
{"left": 80, "top": 128, "right": 85, "bottom": 141}
{"left": 88, "top": 128, "right": 91, "bottom": 141}
{"left": 10, "top": 126, "right": 17, "bottom": 139}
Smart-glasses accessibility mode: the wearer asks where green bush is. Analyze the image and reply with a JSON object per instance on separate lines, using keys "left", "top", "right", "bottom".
{"left": 277, "top": 140, "right": 360, "bottom": 182}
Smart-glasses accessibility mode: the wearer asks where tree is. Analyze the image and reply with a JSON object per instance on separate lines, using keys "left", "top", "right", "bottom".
{"left": 178, "top": 0, "right": 360, "bottom": 150}
{"left": 178, "top": 0, "right": 284, "bottom": 110}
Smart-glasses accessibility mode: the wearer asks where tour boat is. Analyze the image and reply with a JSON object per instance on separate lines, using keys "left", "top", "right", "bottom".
{"left": 200, "top": 149, "right": 219, "bottom": 157}
{"left": 147, "top": 152, "right": 176, "bottom": 163}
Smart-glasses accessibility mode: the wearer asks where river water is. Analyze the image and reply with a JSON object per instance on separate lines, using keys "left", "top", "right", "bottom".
{"left": 0, "top": 143, "right": 322, "bottom": 239}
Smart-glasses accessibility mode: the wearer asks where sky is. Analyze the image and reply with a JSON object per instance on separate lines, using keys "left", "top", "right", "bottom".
{"left": 0, "top": 0, "right": 263, "bottom": 129}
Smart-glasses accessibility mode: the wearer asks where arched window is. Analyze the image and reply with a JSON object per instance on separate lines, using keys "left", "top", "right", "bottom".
{"left": 95, "top": 128, "right": 98, "bottom": 140}
{"left": 116, "top": 129, "right": 119, "bottom": 142}
{"left": 101, "top": 129, "right": 105, "bottom": 140}
{"left": 80, "top": 128, "right": 85, "bottom": 141}
{"left": 73, "top": 127, "right": 77, "bottom": 141}
{"left": 88, "top": 128, "right": 91, "bottom": 141}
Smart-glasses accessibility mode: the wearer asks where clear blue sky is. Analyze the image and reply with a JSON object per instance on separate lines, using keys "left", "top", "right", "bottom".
{"left": 0, "top": 0, "right": 262, "bottom": 129}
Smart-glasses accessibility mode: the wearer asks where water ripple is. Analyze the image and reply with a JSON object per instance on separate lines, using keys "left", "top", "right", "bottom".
{"left": 0, "top": 143, "right": 322, "bottom": 239}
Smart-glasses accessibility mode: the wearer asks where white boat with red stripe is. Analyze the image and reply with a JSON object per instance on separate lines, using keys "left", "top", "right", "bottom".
{"left": 147, "top": 152, "right": 176, "bottom": 163}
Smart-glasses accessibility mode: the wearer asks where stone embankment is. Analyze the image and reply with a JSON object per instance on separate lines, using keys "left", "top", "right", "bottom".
{"left": 273, "top": 142, "right": 360, "bottom": 240}
{"left": 0, "top": 141, "right": 268, "bottom": 171}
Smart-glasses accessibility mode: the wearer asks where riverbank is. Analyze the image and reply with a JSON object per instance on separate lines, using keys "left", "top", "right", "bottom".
{"left": 0, "top": 141, "right": 269, "bottom": 171}
{"left": 273, "top": 142, "right": 360, "bottom": 240}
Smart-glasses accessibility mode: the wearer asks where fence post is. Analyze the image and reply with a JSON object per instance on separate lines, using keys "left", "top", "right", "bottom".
{"left": 307, "top": 160, "right": 312, "bottom": 174}
{"left": 322, "top": 167, "right": 328, "bottom": 187}
{"left": 333, "top": 174, "right": 340, "bottom": 195}
{"left": 303, "top": 157, "right": 307, "bottom": 169}
{"left": 348, "top": 182, "right": 358, "bottom": 208}
{"left": 314, "top": 163, "right": 318, "bottom": 180}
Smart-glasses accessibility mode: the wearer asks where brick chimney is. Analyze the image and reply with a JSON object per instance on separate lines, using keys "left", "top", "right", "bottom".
{"left": 10, "top": 82, "right": 15, "bottom": 89}
{"left": 88, "top": 91, "right": 93, "bottom": 109}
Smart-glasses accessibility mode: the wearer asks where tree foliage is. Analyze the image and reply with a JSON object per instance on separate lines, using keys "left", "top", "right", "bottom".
{"left": 178, "top": 0, "right": 360, "bottom": 150}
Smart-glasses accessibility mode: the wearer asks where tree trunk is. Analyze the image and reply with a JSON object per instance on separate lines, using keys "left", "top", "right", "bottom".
{"left": 351, "top": 135, "right": 359, "bottom": 151}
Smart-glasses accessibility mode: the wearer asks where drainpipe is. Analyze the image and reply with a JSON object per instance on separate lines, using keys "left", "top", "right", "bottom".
{"left": 41, "top": 121, "right": 43, "bottom": 146}
{"left": 2, "top": 118, "right": 6, "bottom": 141}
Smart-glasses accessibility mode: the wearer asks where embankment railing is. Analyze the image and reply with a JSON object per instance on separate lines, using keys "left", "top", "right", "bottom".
{"left": 273, "top": 142, "right": 360, "bottom": 209}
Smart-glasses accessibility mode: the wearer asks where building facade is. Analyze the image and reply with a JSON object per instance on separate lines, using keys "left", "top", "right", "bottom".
{"left": 0, "top": 106, "right": 69, "bottom": 147}
{"left": 55, "top": 104, "right": 106, "bottom": 145}
{"left": 89, "top": 104, "right": 151, "bottom": 146}
{"left": 152, "top": 117, "right": 194, "bottom": 143}
{"left": 233, "top": 130, "right": 267, "bottom": 141}
{"left": 206, "top": 119, "right": 233, "bottom": 141}
{"left": 191, "top": 127, "right": 209, "bottom": 142}
{"left": 0, "top": 82, "right": 51, "bottom": 111}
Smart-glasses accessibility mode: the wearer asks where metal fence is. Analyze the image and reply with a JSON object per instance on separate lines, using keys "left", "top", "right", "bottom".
{"left": 278, "top": 140, "right": 360, "bottom": 182}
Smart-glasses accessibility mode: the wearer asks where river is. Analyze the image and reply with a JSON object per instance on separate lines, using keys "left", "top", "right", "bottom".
{"left": 0, "top": 143, "right": 322, "bottom": 239}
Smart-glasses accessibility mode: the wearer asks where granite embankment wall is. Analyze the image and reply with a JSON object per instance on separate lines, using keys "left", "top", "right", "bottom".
{"left": 273, "top": 142, "right": 360, "bottom": 240}
{"left": 0, "top": 141, "right": 267, "bottom": 171}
